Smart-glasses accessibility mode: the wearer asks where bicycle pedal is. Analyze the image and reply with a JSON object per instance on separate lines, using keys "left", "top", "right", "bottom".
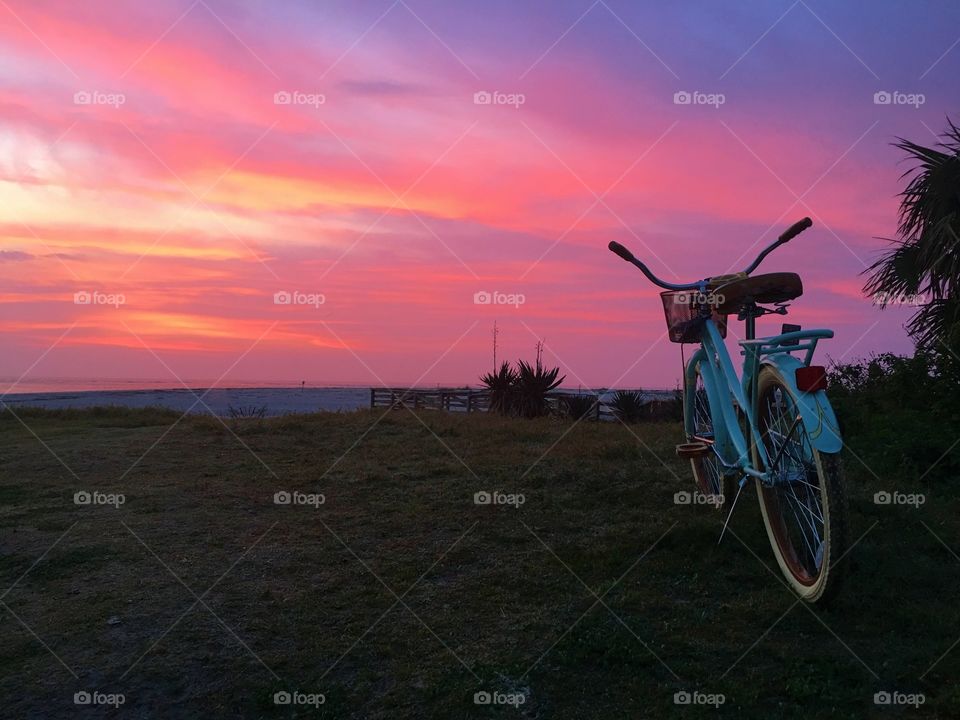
{"left": 676, "top": 442, "right": 709, "bottom": 459}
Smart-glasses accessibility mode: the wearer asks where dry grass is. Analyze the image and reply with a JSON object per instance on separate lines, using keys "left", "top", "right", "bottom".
{"left": 0, "top": 407, "right": 957, "bottom": 718}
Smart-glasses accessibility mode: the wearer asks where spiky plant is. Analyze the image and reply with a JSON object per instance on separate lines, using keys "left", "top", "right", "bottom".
{"left": 611, "top": 390, "right": 645, "bottom": 423}
{"left": 480, "top": 361, "right": 518, "bottom": 415}
{"left": 863, "top": 119, "right": 960, "bottom": 350}
{"left": 563, "top": 394, "right": 596, "bottom": 421}
{"left": 514, "top": 360, "right": 564, "bottom": 418}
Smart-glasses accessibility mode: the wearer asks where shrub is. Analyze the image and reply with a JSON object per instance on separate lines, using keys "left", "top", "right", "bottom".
{"left": 611, "top": 390, "right": 645, "bottom": 423}
{"left": 563, "top": 394, "right": 597, "bottom": 420}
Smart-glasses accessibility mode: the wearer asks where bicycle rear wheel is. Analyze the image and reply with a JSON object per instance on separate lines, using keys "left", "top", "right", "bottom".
{"left": 753, "top": 366, "right": 847, "bottom": 603}
{"left": 686, "top": 363, "right": 733, "bottom": 510}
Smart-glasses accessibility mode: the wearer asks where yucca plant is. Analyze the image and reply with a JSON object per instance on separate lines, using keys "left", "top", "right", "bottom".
{"left": 514, "top": 360, "right": 565, "bottom": 418}
{"left": 480, "top": 361, "right": 518, "bottom": 415}
{"left": 564, "top": 394, "right": 596, "bottom": 420}
{"left": 864, "top": 118, "right": 960, "bottom": 350}
{"left": 611, "top": 389, "right": 645, "bottom": 423}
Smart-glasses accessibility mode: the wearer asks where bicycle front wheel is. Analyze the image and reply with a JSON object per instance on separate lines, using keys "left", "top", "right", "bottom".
{"left": 687, "top": 362, "right": 733, "bottom": 510}
{"left": 753, "top": 366, "right": 847, "bottom": 604}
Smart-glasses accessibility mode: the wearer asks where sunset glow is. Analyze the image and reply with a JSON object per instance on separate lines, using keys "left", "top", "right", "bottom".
{"left": 1, "top": 0, "right": 957, "bottom": 390}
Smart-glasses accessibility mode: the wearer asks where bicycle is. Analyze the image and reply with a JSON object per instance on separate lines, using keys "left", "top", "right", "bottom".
{"left": 608, "top": 218, "right": 847, "bottom": 603}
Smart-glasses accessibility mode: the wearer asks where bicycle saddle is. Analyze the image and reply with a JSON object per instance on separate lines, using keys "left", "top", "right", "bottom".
{"left": 710, "top": 272, "right": 803, "bottom": 315}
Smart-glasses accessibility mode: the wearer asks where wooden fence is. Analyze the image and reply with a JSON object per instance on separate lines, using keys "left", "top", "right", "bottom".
{"left": 370, "top": 388, "right": 612, "bottom": 420}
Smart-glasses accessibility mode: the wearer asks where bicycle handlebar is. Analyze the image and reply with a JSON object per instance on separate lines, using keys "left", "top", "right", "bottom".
{"left": 607, "top": 217, "right": 813, "bottom": 289}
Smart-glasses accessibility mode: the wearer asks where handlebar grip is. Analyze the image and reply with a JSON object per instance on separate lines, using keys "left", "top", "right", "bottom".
{"left": 608, "top": 241, "right": 635, "bottom": 262}
{"left": 779, "top": 217, "right": 812, "bottom": 243}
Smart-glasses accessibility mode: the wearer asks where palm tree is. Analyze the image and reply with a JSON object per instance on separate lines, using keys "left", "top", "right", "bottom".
{"left": 863, "top": 119, "right": 960, "bottom": 349}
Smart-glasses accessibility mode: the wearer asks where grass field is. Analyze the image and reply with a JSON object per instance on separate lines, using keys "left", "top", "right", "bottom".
{"left": 1, "top": 406, "right": 957, "bottom": 718}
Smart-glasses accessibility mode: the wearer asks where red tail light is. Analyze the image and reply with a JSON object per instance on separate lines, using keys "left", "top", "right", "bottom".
{"left": 796, "top": 365, "right": 827, "bottom": 392}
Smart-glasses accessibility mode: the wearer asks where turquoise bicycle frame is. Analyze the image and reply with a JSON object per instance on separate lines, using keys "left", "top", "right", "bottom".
{"left": 682, "top": 319, "right": 842, "bottom": 484}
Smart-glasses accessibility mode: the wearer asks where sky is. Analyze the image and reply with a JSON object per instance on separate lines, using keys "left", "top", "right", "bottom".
{"left": 0, "top": 0, "right": 957, "bottom": 391}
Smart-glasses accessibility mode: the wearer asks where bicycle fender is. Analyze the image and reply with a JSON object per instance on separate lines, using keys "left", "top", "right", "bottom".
{"left": 761, "top": 354, "right": 842, "bottom": 453}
